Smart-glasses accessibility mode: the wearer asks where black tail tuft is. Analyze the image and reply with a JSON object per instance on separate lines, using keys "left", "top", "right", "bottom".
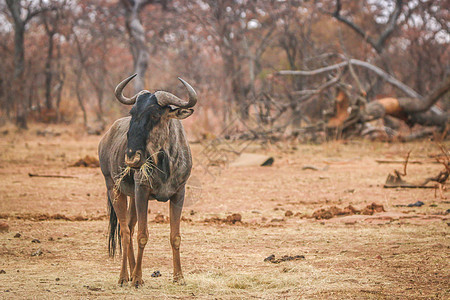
{"left": 107, "top": 193, "right": 121, "bottom": 257}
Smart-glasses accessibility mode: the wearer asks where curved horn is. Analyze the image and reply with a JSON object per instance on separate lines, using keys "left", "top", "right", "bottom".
{"left": 154, "top": 77, "right": 198, "bottom": 108}
{"left": 114, "top": 73, "right": 139, "bottom": 105}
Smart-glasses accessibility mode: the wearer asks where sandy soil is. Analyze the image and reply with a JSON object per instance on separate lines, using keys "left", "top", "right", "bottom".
{"left": 0, "top": 124, "right": 449, "bottom": 299}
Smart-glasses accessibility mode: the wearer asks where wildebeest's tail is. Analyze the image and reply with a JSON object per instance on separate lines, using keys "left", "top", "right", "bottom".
{"left": 107, "top": 193, "right": 121, "bottom": 257}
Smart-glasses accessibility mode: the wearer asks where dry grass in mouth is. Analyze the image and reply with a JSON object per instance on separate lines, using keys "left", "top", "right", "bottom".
{"left": 113, "top": 152, "right": 166, "bottom": 193}
{"left": 138, "top": 152, "right": 165, "bottom": 187}
{"left": 112, "top": 166, "right": 131, "bottom": 200}
{"left": 138, "top": 158, "right": 154, "bottom": 187}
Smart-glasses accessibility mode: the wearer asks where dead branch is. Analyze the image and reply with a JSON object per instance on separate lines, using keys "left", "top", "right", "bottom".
{"left": 28, "top": 173, "right": 77, "bottom": 178}
{"left": 291, "top": 72, "right": 342, "bottom": 96}
{"left": 420, "top": 171, "right": 449, "bottom": 186}
{"left": 376, "top": 160, "right": 422, "bottom": 165}
{"left": 400, "top": 151, "right": 411, "bottom": 176}
{"left": 384, "top": 146, "right": 449, "bottom": 190}
{"left": 436, "top": 144, "right": 450, "bottom": 173}
{"left": 348, "top": 61, "right": 366, "bottom": 96}
{"left": 384, "top": 173, "right": 435, "bottom": 189}
{"left": 326, "top": 0, "right": 403, "bottom": 54}
{"left": 277, "top": 59, "right": 422, "bottom": 99}
{"left": 398, "top": 76, "right": 450, "bottom": 113}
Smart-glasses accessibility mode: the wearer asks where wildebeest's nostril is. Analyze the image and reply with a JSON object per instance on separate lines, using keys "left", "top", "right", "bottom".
{"left": 126, "top": 148, "right": 136, "bottom": 159}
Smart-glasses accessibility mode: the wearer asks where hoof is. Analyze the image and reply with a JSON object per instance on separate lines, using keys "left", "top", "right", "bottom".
{"left": 173, "top": 276, "right": 185, "bottom": 285}
{"left": 118, "top": 277, "right": 129, "bottom": 286}
{"left": 132, "top": 277, "right": 144, "bottom": 288}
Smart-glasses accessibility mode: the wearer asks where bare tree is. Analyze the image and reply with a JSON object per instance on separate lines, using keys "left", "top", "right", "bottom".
{"left": 120, "top": 0, "right": 167, "bottom": 93}
{"left": 5, "top": 0, "right": 54, "bottom": 128}
{"left": 324, "top": 0, "right": 404, "bottom": 54}
{"left": 41, "top": 0, "right": 67, "bottom": 112}
{"left": 188, "top": 0, "right": 279, "bottom": 119}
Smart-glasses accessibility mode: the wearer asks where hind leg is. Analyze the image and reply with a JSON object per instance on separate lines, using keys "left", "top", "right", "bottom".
{"left": 128, "top": 196, "right": 137, "bottom": 275}
{"left": 109, "top": 189, "right": 131, "bottom": 286}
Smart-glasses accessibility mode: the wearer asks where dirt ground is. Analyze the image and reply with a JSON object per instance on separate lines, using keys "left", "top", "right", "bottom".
{"left": 0, "top": 124, "right": 449, "bottom": 299}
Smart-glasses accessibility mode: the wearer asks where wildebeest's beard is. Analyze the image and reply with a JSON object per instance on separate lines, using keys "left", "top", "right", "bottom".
{"left": 126, "top": 93, "right": 164, "bottom": 166}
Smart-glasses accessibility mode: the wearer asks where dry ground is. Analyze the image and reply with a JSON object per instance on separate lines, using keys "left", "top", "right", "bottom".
{"left": 0, "top": 124, "right": 449, "bottom": 299}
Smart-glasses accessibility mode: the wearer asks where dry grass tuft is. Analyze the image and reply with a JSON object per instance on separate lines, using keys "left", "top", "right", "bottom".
{"left": 113, "top": 166, "right": 131, "bottom": 199}
{"left": 137, "top": 151, "right": 165, "bottom": 187}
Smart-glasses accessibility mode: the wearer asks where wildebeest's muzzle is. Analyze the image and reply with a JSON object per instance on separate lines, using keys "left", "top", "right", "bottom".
{"left": 125, "top": 149, "right": 144, "bottom": 168}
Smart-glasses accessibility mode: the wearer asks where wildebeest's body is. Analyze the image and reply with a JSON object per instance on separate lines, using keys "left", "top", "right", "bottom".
{"left": 99, "top": 116, "right": 192, "bottom": 201}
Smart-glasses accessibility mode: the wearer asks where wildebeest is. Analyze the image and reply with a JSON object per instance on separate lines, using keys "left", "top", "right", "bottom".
{"left": 98, "top": 74, "right": 197, "bottom": 287}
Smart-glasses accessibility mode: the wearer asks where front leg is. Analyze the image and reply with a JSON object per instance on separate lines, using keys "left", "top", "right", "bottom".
{"left": 131, "top": 184, "right": 150, "bottom": 288}
{"left": 170, "top": 186, "right": 185, "bottom": 284}
{"left": 127, "top": 196, "right": 137, "bottom": 275}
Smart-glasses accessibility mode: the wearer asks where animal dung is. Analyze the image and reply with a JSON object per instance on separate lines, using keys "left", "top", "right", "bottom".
{"left": 31, "top": 249, "right": 43, "bottom": 256}
{"left": 407, "top": 201, "right": 425, "bottom": 207}
{"left": 151, "top": 270, "right": 161, "bottom": 277}
{"left": 285, "top": 210, "right": 294, "bottom": 217}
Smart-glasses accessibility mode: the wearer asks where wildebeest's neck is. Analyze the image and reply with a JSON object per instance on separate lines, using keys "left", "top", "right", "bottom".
{"left": 145, "top": 119, "right": 171, "bottom": 158}
{"left": 138, "top": 119, "right": 192, "bottom": 200}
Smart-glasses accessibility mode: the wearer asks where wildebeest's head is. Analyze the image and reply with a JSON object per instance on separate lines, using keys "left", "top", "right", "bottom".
{"left": 114, "top": 74, "right": 197, "bottom": 168}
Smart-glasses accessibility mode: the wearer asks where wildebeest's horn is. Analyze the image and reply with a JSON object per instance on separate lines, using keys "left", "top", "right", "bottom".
{"left": 114, "top": 73, "right": 139, "bottom": 105}
{"left": 154, "top": 77, "right": 197, "bottom": 108}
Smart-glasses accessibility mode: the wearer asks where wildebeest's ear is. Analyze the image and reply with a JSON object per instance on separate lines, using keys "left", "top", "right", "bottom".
{"left": 168, "top": 108, "right": 194, "bottom": 119}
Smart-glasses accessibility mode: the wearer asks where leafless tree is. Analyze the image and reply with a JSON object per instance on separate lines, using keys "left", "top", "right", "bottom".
{"left": 120, "top": 0, "right": 168, "bottom": 93}
{"left": 323, "top": 0, "right": 404, "bottom": 54}
{"left": 5, "top": 0, "right": 55, "bottom": 128}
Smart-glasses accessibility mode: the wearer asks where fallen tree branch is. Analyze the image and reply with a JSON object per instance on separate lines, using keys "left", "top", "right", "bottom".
{"left": 376, "top": 160, "right": 422, "bottom": 165}
{"left": 384, "top": 147, "right": 449, "bottom": 190}
{"left": 28, "top": 173, "right": 77, "bottom": 178}
{"left": 399, "top": 76, "right": 450, "bottom": 113}
{"left": 291, "top": 74, "right": 341, "bottom": 96}
{"left": 384, "top": 172, "right": 435, "bottom": 188}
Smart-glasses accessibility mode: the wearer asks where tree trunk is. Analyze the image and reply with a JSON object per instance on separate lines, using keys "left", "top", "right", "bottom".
{"left": 12, "top": 23, "right": 25, "bottom": 80}
{"left": 44, "top": 31, "right": 55, "bottom": 110}
{"left": 55, "top": 42, "right": 65, "bottom": 122}
{"left": 10, "top": 10, "right": 28, "bottom": 129}
{"left": 75, "top": 70, "right": 87, "bottom": 127}
{"left": 122, "top": 0, "right": 150, "bottom": 93}
{"left": 6, "top": 0, "right": 51, "bottom": 128}
{"left": 95, "top": 87, "right": 104, "bottom": 123}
